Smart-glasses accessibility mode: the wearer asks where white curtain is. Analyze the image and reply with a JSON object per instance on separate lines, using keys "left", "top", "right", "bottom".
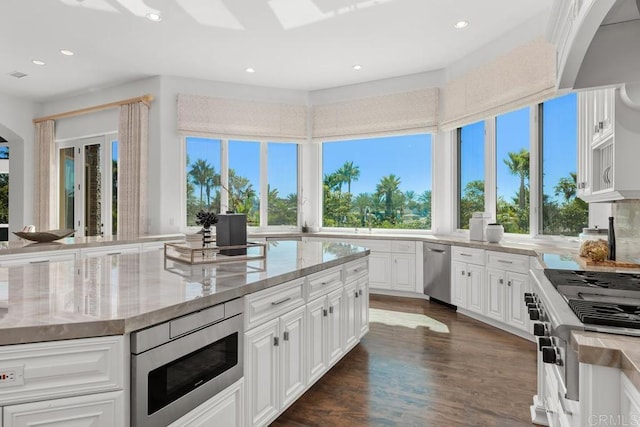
{"left": 118, "top": 101, "right": 149, "bottom": 237}
{"left": 440, "top": 38, "right": 557, "bottom": 130}
{"left": 33, "top": 120, "right": 56, "bottom": 231}
{"left": 177, "top": 94, "right": 308, "bottom": 142}
{"left": 312, "top": 88, "right": 439, "bottom": 142}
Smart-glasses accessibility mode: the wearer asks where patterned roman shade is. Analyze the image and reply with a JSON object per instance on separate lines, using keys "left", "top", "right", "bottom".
{"left": 177, "top": 94, "right": 308, "bottom": 142}
{"left": 440, "top": 38, "right": 557, "bottom": 130}
{"left": 312, "top": 88, "right": 439, "bottom": 141}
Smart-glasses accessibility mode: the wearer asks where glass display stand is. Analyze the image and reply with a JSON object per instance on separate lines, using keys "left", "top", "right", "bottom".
{"left": 164, "top": 241, "right": 266, "bottom": 265}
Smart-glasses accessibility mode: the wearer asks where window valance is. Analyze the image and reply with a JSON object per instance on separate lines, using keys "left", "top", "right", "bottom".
{"left": 312, "top": 88, "right": 439, "bottom": 142}
{"left": 440, "top": 38, "right": 557, "bottom": 130}
{"left": 177, "top": 94, "right": 308, "bottom": 142}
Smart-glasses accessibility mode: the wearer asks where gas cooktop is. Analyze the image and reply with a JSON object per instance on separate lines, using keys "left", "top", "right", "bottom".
{"left": 543, "top": 269, "right": 640, "bottom": 330}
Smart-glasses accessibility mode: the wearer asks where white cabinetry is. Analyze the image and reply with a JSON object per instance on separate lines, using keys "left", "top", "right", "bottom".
{"left": 362, "top": 240, "right": 416, "bottom": 292}
{"left": 577, "top": 87, "right": 640, "bottom": 202}
{"left": 0, "top": 336, "right": 125, "bottom": 427}
{"left": 0, "top": 250, "right": 77, "bottom": 267}
{"left": 451, "top": 246, "right": 485, "bottom": 315}
{"left": 244, "top": 283, "right": 306, "bottom": 427}
{"left": 80, "top": 244, "right": 140, "bottom": 258}
{"left": 485, "top": 251, "right": 531, "bottom": 333}
{"left": 3, "top": 390, "right": 124, "bottom": 427}
{"left": 621, "top": 374, "right": 640, "bottom": 424}
{"left": 243, "top": 260, "right": 369, "bottom": 427}
{"left": 169, "top": 379, "right": 244, "bottom": 427}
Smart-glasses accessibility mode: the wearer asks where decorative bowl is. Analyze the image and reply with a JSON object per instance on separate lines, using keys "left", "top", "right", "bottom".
{"left": 13, "top": 229, "right": 75, "bottom": 243}
{"left": 485, "top": 223, "right": 504, "bottom": 243}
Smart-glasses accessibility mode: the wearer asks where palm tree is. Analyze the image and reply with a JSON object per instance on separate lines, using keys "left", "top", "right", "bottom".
{"left": 189, "top": 159, "right": 213, "bottom": 204}
{"left": 376, "top": 174, "right": 401, "bottom": 218}
{"left": 555, "top": 172, "right": 578, "bottom": 202}
{"left": 504, "top": 149, "right": 530, "bottom": 210}
{"left": 338, "top": 161, "right": 360, "bottom": 193}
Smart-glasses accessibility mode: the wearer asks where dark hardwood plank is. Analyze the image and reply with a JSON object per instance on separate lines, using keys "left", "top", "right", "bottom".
{"left": 272, "top": 295, "right": 537, "bottom": 426}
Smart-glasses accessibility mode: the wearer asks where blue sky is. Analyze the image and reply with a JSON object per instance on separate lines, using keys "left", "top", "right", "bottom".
{"left": 323, "top": 134, "right": 432, "bottom": 196}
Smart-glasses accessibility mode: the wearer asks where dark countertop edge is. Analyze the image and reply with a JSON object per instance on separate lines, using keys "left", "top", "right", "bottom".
{"left": 0, "top": 250, "right": 369, "bottom": 345}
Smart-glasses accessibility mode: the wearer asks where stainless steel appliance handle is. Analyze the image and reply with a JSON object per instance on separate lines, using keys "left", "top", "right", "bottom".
{"left": 425, "top": 248, "right": 445, "bottom": 253}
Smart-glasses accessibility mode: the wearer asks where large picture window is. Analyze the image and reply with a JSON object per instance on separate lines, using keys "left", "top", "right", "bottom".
{"left": 458, "top": 121, "right": 485, "bottom": 229}
{"left": 185, "top": 137, "right": 298, "bottom": 229}
{"left": 322, "top": 134, "right": 432, "bottom": 230}
{"left": 496, "top": 107, "right": 530, "bottom": 234}
{"left": 540, "top": 93, "right": 587, "bottom": 236}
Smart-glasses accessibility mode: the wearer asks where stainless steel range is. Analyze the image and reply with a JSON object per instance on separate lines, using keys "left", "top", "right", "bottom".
{"left": 527, "top": 262, "right": 640, "bottom": 405}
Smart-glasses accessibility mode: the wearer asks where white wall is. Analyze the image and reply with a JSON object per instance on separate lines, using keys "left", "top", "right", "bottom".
{"left": 0, "top": 92, "right": 38, "bottom": 237}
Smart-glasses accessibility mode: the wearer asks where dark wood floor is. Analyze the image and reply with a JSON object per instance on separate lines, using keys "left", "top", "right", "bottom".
{"left": 272, "top": 295, "right": 538, "bottom": 427}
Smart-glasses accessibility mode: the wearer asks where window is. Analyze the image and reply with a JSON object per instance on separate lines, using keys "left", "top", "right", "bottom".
{"left": 322, "top": 134, "right": 432, "bottom": 230}
{"left": 268, "top": 143, "right": 297, "bottom": 226}
{"left": 184, "top": 137, "right": 298, "bottom": 228}
{"left": 186, "top": 137, "right": 221, "bottom": 227}
{"left": 496, "top": 107, "right": 530, "bottom": 234}
{"left": 228, "top": 141, "right": 260, "bottom": 226}
{"left": 458, "top": 121, "right": 485, "bottom": 229}
{"left": 540, "top": 93, "right": 587, "bottom": 236}
{"left": 0, "top": 145, "right": 9, "bottom": 231}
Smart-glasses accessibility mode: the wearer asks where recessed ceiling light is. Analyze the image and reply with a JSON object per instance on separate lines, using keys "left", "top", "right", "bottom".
{"left": 32, "top": 60, "right": 46, "bottom": 66}
{"left": 245, "top": 67, "right": 255, "bottom": 73}
{"left": 60, "top": 49, "right": 75, "bottom": 56}
{"left": 353, "top": 64, "right": 362, "bottom": 70}
{"left": 454, "top": 20, "right": 469, "bottom": 29}
{"left": 146, "top": 12, "right": 162, "bottom": 22}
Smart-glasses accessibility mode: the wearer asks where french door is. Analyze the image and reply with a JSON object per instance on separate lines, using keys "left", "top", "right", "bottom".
{"left": 58, "top": 135, "right": 117, "bottom": 237}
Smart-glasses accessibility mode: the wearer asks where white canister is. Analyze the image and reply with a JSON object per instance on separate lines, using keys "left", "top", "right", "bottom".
{"left": 485, "top": 223, "right": 504, "bottom": 243}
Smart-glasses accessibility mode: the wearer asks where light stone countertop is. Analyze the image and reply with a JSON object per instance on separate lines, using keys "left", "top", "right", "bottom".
{"left": 571, "top": 331, "right": 640, "bottom": 391}
{"left": 0, "top": 240, "right": 368, "bottom": 345}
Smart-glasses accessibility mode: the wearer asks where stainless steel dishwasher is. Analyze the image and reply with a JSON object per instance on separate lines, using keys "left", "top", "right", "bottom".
{"left": 423, "top": 242, "right": 452, "bottom": 305}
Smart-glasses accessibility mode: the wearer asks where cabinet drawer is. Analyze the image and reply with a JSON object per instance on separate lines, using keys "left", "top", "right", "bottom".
{"left": 0, "top": 336, "right": 124, "bottom": 405}
{"left": 486, "top": 251, "right": 530, "bottom": 274}
{"left": 452, "top": 246, "right": 484, "bottom": 265}
{"left": 343, "top": 259, "right": 368, "bottom": 282}
{"left": 307, "top": 267, "right": 343, "bottom": 301}
{"left": 0, "top": 250, "right": 77, "bottom": 267}
{"left": 80, "top": 244, "right": 140, "bottom": 258}
{"left": 391, "top": 241, "right": 415, "bottom": 254}
{"left": 245, "top": 279, "right": 305, "bottom": 330}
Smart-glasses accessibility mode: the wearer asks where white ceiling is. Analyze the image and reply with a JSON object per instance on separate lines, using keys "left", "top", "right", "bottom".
{"left": 1, "top": 0, "right": 553, "bottom": 102}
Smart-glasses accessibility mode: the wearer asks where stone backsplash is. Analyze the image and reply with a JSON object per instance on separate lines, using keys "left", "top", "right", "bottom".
{"left": 611, "top": 201, "right": 640, "bottom": 262}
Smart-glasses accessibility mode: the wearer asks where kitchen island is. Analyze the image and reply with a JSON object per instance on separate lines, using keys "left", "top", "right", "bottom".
{"left": 0, "top": 239, "right": 370, "bottom": 426}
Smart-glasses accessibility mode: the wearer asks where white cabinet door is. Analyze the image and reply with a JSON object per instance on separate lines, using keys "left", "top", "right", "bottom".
{"left": 621, "top": 374, "right": 640, "bottom": 424}
{"left": 245, "top": 318, "right": 279, "bottom": 427}
{"left": 3, "top": 390, "right": 124, "bottom": 427}
{"left": 451, "top": 260, "right": 467, "bottom": 307}
{"left": 280, "top": 306, "right": 306, "bottom": 410}
{"left": 577, "top": 91, "right": 592, "bottom": 197}
{"left": 306, "top": 296, "right": 327, "bottom": 385}
{"left": 327, "top": 288, "right": 344, "bottom": 367}
{"left": 467, "top": 263, "right": 485, "bottom": 315}
{"left": 169, "top": 379, "right": 244, "bottom": 427}
{"left": 506, "top": 271, "right": 530, "bottom": 332}
{"left": 0, "top": 250, "right": 77, "bottom": 267}
{"left": 391, "top": 253, "right": 415, "bottom": 292}
{"left": 368, "top": 252, "right": 391, "bottom": 289}
{"left": 486, "top": 268, "right": 506, "bottom": 322}
{"left": 343, "top": 280, "right": 358, "bottom": 351}
{"left": 357, "top": 277, "right": 369, "bottom": 338}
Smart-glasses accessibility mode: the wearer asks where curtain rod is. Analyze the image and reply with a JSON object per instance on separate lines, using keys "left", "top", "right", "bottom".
{"left": 33, "top": 94, "right": 154, "bottom": 124}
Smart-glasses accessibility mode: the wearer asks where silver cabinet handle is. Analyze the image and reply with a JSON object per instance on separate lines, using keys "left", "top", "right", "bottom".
{"left": 107, "top": 252, "right": 121, "bottom": 256}
{"left": 355, "top": 291, "right": 359, "bottom": 298}
{"left": 499, "top": 278, "right": 504, "bottom": 284}
{"left": 497, "top": 259, "right": 513, "bottom": 264}
{"left": 271, "top": 297, "right": 291, "bottom": 306}
{"left": 323, "top": 309, "right": 328, "bottom": 317}
{"left": 461, "top": 271, "right": 465, "bottom": 276}
{"left": 283, "top": 331, "right": 289, "bottom": 341}
{"left": 460, "top": 253, "right": 472, "bottom": 257}
{"left": 273, "top": 337, "right": 279, "bottom": 346}
{"left": 329, "top": 306, "right": 334, "bottom": 314}
{"left": 507, "top": 281, "right": 512, "bottom": 287}
{"left": 359, "top": 289, "right": 363, "bottom": 296}
{"left": 30, "top": 260, "right": 49, "bottom": 264}
{"left": 467, "top": 272, "right": 471, "bottom": 277}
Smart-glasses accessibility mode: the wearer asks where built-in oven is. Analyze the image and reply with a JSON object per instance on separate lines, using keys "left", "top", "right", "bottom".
{"left": 131, "top": 298, "right": 243, "bottom": 427}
